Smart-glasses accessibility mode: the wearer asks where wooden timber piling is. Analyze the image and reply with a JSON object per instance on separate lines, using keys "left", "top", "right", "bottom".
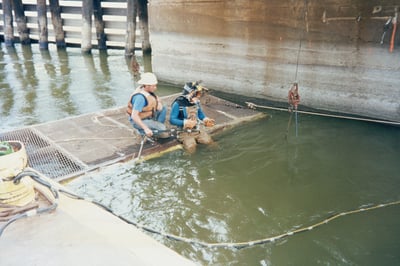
{"left": 125, "top": 0, "right": 137, "bottom": 56}
{"left": 0, "top": 0, "right": 149, "bottom": 55}
{"left": 81, "top": 0, "right": 93, "bottom": 53}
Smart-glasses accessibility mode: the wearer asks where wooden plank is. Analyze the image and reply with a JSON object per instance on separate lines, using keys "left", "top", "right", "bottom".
{"left": 22, "top": 3, "right": 128, "bottom": 16}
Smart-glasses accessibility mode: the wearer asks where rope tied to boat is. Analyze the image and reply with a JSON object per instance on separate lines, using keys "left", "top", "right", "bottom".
{"left": 245, "top": 101, "right": 400, "bottom": 126}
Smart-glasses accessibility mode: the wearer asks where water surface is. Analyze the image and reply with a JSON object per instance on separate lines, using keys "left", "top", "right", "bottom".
{"left": 1, "top": 44, "right": 399, "bottom": 265}
{"left": 0, "top": 44, "right": 178, "bottom": 131}
{"left": 69, "top": 112, "right": 400, "bottom": 265}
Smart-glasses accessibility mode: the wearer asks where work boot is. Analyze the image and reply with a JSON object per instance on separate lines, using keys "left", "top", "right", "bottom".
{"left": 182, "top": 136, "right": 197, "bottom": 154}
{"left": 157, "top": 132, "right": 170, "bottom": 139}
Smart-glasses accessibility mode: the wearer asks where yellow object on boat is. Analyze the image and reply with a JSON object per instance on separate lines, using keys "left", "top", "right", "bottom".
{"left": 0, "top": 141, "right": 28, "bottom": 181}
{"left": 0, "top": 141, "right": 34, "bottom": 209}
{"left": 0, "top": 178, "right": 35, "bottom": 208}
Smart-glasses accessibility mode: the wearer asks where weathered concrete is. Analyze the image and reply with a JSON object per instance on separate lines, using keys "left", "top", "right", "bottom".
{"left": 148, "top": 0, "right": 400, "bottom": 122}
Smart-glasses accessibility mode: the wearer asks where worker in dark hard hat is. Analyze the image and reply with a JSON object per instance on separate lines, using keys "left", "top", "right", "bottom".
{"left": 169, "top": 81, "right": 215, "bottom": 153}
{"left": 127, "top": 72, "right": 169, "bottom": 138}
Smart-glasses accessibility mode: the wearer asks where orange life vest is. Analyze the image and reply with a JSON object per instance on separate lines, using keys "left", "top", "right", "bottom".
{"left": 127, "top": 87, "right": 158, "bottom": 119}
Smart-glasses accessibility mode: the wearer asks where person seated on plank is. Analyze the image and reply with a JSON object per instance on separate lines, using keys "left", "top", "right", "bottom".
{"left": 169, "top": 81, "right": 215, "bottom": 153}
{"left": 127, "top": 72, "right": 169, "bottom": 139}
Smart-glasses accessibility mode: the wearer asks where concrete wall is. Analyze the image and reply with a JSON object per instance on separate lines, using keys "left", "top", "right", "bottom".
{"left": 148, "top": 0, "right": 400, "bottom": 122}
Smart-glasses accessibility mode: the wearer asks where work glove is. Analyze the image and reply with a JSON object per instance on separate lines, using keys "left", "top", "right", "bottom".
{"left": 203, "top": 117, "right": 215, "bottom": 127}
{"left": 184, "top": 119, "right": 197, "bottom": 129}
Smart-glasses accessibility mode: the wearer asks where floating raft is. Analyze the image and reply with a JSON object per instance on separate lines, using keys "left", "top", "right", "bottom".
{"left": 0, "top": 94, "right": 266, "bottom": 183}
{"left": 0, "top": 95, "right": 266, "bottom": 265}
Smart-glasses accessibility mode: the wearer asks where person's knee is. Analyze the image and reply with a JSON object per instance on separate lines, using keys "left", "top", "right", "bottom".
{"left": 157, "top": 106, "right": 167, "bottom": 123}
{"left": 131, "top": 121, "right": 145, "bottom": 136}
{"left": 196, "top": 131, "right": 213, "bottom": 144}
{"left": 183, "top": 137, "right": 197, "bottom": 153}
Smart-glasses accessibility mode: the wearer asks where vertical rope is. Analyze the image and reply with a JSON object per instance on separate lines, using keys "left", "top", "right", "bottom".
{"left": 294, "top": 0, "right": 308, "bottom": 81}
{"left": 289, "top": 0, "right": 308, "bottom": 138}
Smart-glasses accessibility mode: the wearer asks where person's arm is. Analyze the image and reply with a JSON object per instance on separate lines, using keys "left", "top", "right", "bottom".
{"left": 198, "top": 103, "right": 215, "bottom": 127}
{"left": 131, "top": 110, "right": 153, "bottom": 137}
{"left": 130, "top": 95, "right": 153, "bottom": 137}
{"left": 169, "top": 102, "right": 184, "bottom": 127}
{"left": 197, "top": 104, "right": 206, "bottom": 121}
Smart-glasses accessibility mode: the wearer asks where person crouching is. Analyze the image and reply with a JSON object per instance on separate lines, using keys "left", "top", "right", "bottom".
{"left": 127, "top": 72, "right": 169, "bottom": 139}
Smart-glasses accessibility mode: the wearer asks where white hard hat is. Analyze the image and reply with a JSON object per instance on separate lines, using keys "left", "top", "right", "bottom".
{"left": 138, "top": 72, "right": 158, "bottom": 85}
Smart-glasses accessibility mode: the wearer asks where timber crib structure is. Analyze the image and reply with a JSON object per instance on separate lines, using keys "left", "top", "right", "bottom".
{"left": 0, "top": 0, "right": 150, "bottom": 55}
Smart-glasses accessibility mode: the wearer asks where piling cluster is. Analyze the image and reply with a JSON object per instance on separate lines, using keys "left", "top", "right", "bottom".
{"left": 1, "top": 0, "right": 151, "bottom": 55}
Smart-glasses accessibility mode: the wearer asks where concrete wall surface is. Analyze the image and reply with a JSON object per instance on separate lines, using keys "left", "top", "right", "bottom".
{"left": 148, "top": 0, "right": 400, "bottom": 122}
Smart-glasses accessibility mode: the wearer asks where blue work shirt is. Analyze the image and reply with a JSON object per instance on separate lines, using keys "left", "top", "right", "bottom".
{"left": 169, "top": 101, "right": 206, "bottom": 127}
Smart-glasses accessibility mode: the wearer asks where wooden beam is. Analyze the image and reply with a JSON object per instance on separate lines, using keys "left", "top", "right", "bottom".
{"left": 49, "top": 0, "right": 66, "bottom": 48}
{"left": 93, "top": 0, "right": 106, "bottom": 50}
{"left": 138, "top": 0, "right": 151, "bottom": 53}
{"left": 81, "top": 0, "right": 93, "bottom": 53}
{"left": 12, "top": 0, "right": 30, "bottom": 44}
{"left": 2, "top": 0, "right": 14, "bottom": 46}
{"left": 37, "top": 0, "right": 48, "bottom": 49}
{"left": 125, "top": 0, "right": 137, "bottom": 56}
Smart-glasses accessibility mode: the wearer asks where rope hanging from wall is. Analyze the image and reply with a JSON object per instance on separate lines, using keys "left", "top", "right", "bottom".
{"left": 286, "top": 0, "right": 308, "bottom": 138}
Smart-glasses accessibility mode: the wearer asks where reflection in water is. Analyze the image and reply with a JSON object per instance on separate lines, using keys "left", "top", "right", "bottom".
{"left": 2, "top": 43, "right": 398, "bottom": 265}
{"left": 0, "top": 48, "right": 13, "bottom": 116}
{"left": 124, "top": 53, "right": 153, "bottom": 81}
{"left": 5, "top": 45, "right": 39, "bottom": 124}
{"left": 41, "top": 49, "right": 77, "bottom": 115}
{"left": 142, "top": 52, "right": 153, "bottom": 73}
{"left": 0, "top": 44, "right": 172, "bottom": 131}
{"left": 83, "top": 52, "right": 116, "bottom": 109}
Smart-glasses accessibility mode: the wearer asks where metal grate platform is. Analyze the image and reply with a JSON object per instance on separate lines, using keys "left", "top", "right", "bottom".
{"left": 1, "top": 95, "right": 266, "bottom": 182}
{"left": 0, "top": 128, "right": 87, "bottom": 180}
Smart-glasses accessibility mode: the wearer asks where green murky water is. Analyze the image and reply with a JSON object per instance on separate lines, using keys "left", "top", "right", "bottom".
{"left": 1, "top": 44, "right": 400, "bottom": 265}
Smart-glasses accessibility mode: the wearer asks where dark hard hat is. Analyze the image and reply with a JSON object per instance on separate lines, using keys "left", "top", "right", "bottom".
{"left": 182, "top": 81, "right": 208, "bottom": 95}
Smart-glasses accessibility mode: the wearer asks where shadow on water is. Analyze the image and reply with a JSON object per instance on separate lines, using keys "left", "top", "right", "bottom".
{"left": 1, "top": 43, "right": 399, "bottom": 265}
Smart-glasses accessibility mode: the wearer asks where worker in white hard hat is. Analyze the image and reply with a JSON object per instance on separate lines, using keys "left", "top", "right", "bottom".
{"left": 127, "top": 72, "right": 168, "bottom": 138}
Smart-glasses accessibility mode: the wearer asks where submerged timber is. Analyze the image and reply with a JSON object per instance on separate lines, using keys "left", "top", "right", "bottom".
{"left": 148, "top": 0, "right": 400, "bottom": 123}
